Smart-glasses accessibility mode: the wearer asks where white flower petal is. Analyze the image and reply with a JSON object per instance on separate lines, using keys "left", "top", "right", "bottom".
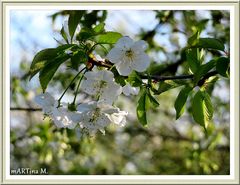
{"left": 97, "top": 101, "right": 119, "bottom": 114}
{"left": 106, "top": 47, "right": 124, "bottom": 63}
{"left": 116, "top": 61, "right": 132, "bottom": 76}
{"left": 69, "top": 112, "right": 82, "bottom": 123}
{"left": 84, "top": 70, "right": 101, "bottom": 81}
{"left": 102, "top": 70, "right": 114, "bottom": 82}
{"left": 77, "top": 102, "right": 97, "bottom": 112}
{"left": 122, "top": 83, "right": 140, "bottom": 96}
{"left": 96, "top": 114, "right": 111, "bottom": 127}
{"left": 51, "top": 107, "right": 77, "bottom": 129}
{"left": 132, "top": 87, "right": 140, "bottom": 95}
{"left": 34, "top": 92, "right": 55, "bottom": 106}
{"left": 131, "top": 53, "right": 150, "bottom": 72}
{"left": 115, "top": 36, "right": 134, "bottom": 49}
{"left": 81, "top": 79, "right": 99, "bottom": 95}
{"left": 34, "top": 93, "right": 56, "bottom": 114}
{"left": 100, "top": 82, "right": 122, "bottom": 104}
{"left": 108, "top": 111, "right": 128, "bottom": 127}
{"left": 132, "top": 40, "right": 148, "bottom": 52}
{"left": 122, "top": 83, "right": 131, "bottom": 96}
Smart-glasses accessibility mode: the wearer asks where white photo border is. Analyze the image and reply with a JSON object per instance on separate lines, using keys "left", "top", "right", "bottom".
{"left": 2, "top": 1, "right": 239, "bottom": 184}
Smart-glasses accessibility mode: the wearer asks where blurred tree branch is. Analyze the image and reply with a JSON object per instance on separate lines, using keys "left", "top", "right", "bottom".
{"left": 10, "top": 107, "right": 42, "bottom": 111}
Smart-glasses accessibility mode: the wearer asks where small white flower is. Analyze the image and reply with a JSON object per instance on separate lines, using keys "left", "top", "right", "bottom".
{"left": 122, "top": 83, "right": 140, "bottom": 96}
{"left": 34, "top": 93, "right": 80, "bottom": 129}
{"left": 81, "top": 68, "right": 122, "bottom": 104}
{"left": 106, "top": 36, "right": 150, "bottom": 76}
{"left": 77, "top": 101, "right": 128, "bottom": 135}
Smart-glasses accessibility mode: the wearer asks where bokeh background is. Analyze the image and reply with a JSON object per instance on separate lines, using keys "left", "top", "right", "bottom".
{"left": 10, "top": 10, "right": 230, "bottom": 175}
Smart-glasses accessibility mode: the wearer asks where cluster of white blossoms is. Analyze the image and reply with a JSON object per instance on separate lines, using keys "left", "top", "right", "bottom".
{"left": 34, "top": 36, "right": 150, "bottom": 135}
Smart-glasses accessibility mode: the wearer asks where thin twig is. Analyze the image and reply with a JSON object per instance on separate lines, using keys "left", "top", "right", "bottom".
{"left": 10, "top": 107, "right": 42, "bottom": 111}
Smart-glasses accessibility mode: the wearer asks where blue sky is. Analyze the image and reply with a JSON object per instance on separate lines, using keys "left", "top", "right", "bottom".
{"left": 9, "top": 10, "right": 183, "bottom": 74}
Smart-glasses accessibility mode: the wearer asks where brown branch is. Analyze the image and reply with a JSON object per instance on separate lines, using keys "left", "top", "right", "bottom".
{"left": 141, "top": 70, "right": 218, "bottom": 82}
{"left": 197, "top": 71, "right": 218, "bottom": 86}
{"left": 88, "top": 57, "right": 218, "bottom": 83}
{"left": 142, "top": 74, "right": 194, "bottom": 81}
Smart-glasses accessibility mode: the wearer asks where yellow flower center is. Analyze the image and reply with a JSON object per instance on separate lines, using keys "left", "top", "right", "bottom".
{"left": 125, "top": 49, "right": 134, "bottom": 61}
{"left": 89, "top": 108, "right": 101, "bottom": 123}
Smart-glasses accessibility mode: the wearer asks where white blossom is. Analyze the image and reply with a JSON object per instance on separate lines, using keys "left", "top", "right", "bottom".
{"left": 34, "top": 93, "right": 80, "bottom": 129}
{"left": 77, "top": 101, "right": 128, "bottom": 135}
{"left": 81, "top": 68, "right": 122, "bottom": 104}
{"left": 106, "top": 36, "right": 150, "bottom": 76}
{"left": 122, "top": 83, "right": 140, "bottom": 96}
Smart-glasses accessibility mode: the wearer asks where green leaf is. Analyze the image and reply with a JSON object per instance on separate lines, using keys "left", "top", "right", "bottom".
{"left": 94, "top": 32, "right": 122, "bottom": 44}
{"left": 216, "top": 57, "right": 230, "bottom": 78}
{"left": 127, "top": 71, "right": 142, "bottom": 87}
{"left": 68, "top": 11, "right": 84, "bottom": 41}
{"left": 29, "top": 44, "right": 76, "bottom": 80}
{"left": 194, "top": 59, "right": 216, "bottom": 84}
{"left": 154, "top": 80, "right": 188, "bottom": 95}
{"left": 29, "top": 48, "right": 58, "bottom": 80}
{"left": 137, "top": 89, "right": 148, "bottom": 126}
{"left": 188, "top": 31, "right": 200, "bottom": 46}
{"left": 39, "top": 55, "right": 70, "bottom": 92}
{"left": 110, "top": 67, "right": 126, "bottom": 86}
{"left": 61, "top": 26, "right": 69, "bottom": 43}
{"left": 186, "top": 48, "right": 201, "bottom": 73}
{"left": 76, "top": 27, "right": 95, "bottom": 41}
{"left": 70, "top": 50, "right": 88, "bottom": 70}
{"left": 146, "top": 90, "right": 159, "bottom": 108}
{"left": 174, "top": 86, "right": 192, "bottom": 120}
{"left": 196, "top": 19, "right": 209, "bottom": 32}
{"left": 192, "top": 38, "right": 225, "bottom": 51}
{"left": 114, "top": 75, "right": 126, "bottom": 86}
{"left": 192, "top": 90, "right": 213, "bottom": 129}
{"left": 93, "top": 23, "right": 105, "bottom": 33}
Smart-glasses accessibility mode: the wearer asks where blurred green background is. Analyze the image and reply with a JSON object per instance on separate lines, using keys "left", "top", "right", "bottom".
{"left": 10, "top": 10, "right": 230, "bottom": 175}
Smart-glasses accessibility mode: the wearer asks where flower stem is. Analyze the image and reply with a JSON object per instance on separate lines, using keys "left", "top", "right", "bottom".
{"left": 72, "top": 69, "right": 87, "bottom": 104}
{"left": 58, "top": 67, "right": 87, "bottom": 106}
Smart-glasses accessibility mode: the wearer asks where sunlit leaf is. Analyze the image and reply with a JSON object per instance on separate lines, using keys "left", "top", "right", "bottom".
{"left": 194, "top": 59, "right": 216, "bottom": 84}
{"left": 186, "top": 48, "right": 201, "bottom": 73}
{"left": 192, "top": 38, "right": 225, "bottom": 51}
{"left": 192, "top": 90, "right": 213, "bottom": 129}
{"left": 94, "top": 32, "right": 122, "bottom": 44}
{"left": 93, "top": 23, "right": 105, "bottom": 33}
{"left": 188, "top": 31, "right": 200, "bottom": 46}
{"left": 137, "top": 89, "right": 147, "bottom": 126}
{"left": 127, "top": 71, "right": 142, "bottom": 87}
{"left": 29, "top": 48, "right": 57, "bottom": 80}
{"left": 146, "top": 90, "right": 159, "bottom": 108}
